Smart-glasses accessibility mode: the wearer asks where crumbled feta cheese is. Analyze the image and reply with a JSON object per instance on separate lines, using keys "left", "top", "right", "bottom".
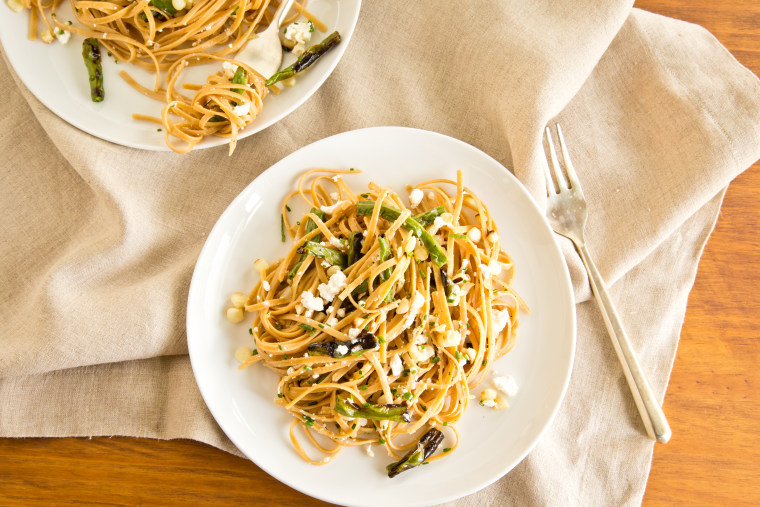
{"left": 481, "top": 399, "right": 497, "bottom": 408}
{"left": 479, "top": 263, "right": 492, "bottom": 280}
{"left": 222, "top": 61, "right": 238, "bottom": 79}
{"left": 330, "top": 191, "right": 339, "bottom": 200}
{"left": 295, "top": 304, "right": 304, "bottom": 315}
{"left": 320, "top": 201, "right": 346, "bottom": 214}
{"left": 491, "top": 308, "right": 511, "bottom": 334}
{"left": 335, "top": 344, "right": 349, "bottom": 356}
{"left": 326, "top": 315, "right": 338, "bottom": 327}
{"left": 286, "top": 367, "right": 295, "bottom": 375}
{"left": 337, "top": 308, "right": 346, "bottom": 317}
{"left": 448, "top": 283, "right": 465, "bottom": 305}
{"left": 403, "top": 291, "right": 425, "bottom": 328}
{"left": 348, "top": 328, "right": 361, "bottom": 339}
{"left": 365, "top": 444, "right": 374, "bottom": 457}
{"left": 300, "top": 291, "right": 324, "bottom": 313}
{"left": 410, "top": 344, "right": 435, "bottom": 362}
{"left": 262, "top": 280, "right": 270, "bottom": 291}
{"left": 332, "top": 175, "right": 341, "bottom": 182}
{"left": 232, "top": 102, "right": 251, "bottom": 116}
{"left": 329, "top": 237, "right": 343, "bottom": 249}
{"left": 389, "top": 354, "right": 403, "bottom": 376}
{"left": 488, "top": 260, "right": 502, "bottom": 276}
{"left": 55, "top": 29, "right": 71, "bottom": 44}
{"left": 467, "top": 227, "right": 482, "bottom": 242}
{"left": 427, "top": 191, "right": 434, "bottom": 199}
{"left": 465, "top": 347, "right": 477, "bottom": 361}
{"left": 321, "top": 260, "right": 330, "bottom": 268}
{"left": 493, "top": 375, "right": 519, "bottom": 397}
{"left": 281, "top": 20, "right": 313, "bottom": 56}
{"left": 318, "top": 270, "right": 347, "bottom": 302}
{"left": 409, "top": 188, "right": 424, "bottom": 208}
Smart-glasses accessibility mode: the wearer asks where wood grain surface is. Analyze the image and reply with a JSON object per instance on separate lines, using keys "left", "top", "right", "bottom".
{"left": 2, "top": 2, "right": 759, "bottom": 506}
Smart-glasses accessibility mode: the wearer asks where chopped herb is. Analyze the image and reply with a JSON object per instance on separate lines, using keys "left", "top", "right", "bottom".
{"left": 447, "top": 298, "right": 454, "bottom": 303}
{"left": 351, "top": 423, "right": 356, "bottom": 429}
{"left": 303, "top": 415, "right": 315, "bottom": 426}
{"left": 378, "top": 336, "right": 386, "bottom": 343}
{"left": 482, "top": 360, "right": 487, "bottom": 366}
{"left": 419, "top": 269, "right": 426, "bottom": 279}
{"left": 298, "top": 324, "right": 315, "bottom": 331}
{"left": 349, "top": 168, "right": 355, "bottom": 171}
{"left": 280, "top": 214, "right": 285, "bottom": 242}
{"left": 59, "top": 29, "right": 64, "bottom": 35}
{"left": 308, "top": 401, "right": 318, "bottom": 406}
{"left": 449, "top": 233, "right": 467, "bottom": 239}
{"left": 278, "top": 344, "right": 283, "bottom": 350}
{"left": 278, "top": 392, "right": 284, "bottom": 398}
{"left": 455, "top": 351, "right": 462, "bottom": 359}
{"left": 296, "top": 220, "right": 301, "bottom": 226}
{"left": 284, "top": 354, "right": 288, "bottom": 359}
{"left": 67, "top": 20, "right": 72, "bottom": 25}
{"left": 402, "top": 392, "right": 413, "bottom": 400}
{"left": 402, "top": 369, "right": 410, "bottom": 377}
{"left": 286, "top": 204, "right": 291, "bottom": 212}
{"left": 430, "top": 356, "right": 440, "bottom": 364}
{"left": 379, "top": 437, "right": 386, "bottom": 444}
{"left": 442, "top": 421, "right": 448, "bottom": 426}
{"left": 157, "top": 128, "right": 163, "bottom": 132}
{"left": 360, "top": 385, "right": 368, "bottom": 390}
{"left": 318, "top": 324, "right": 325, "bottom": 329}
{"left": 467, "top": 322, "right": 471, "bottom": 328}
{"left": 310, "top": 330, "right": 316, "bottom": 337}
{"left": 252, "top": 349, "right": 259, "bottom": 356}
{"left": 443, "top": 447, "right": 451, "bottom": 452}
{"left": 304, "top": 365, "right": 312, "bottom": 371}
{"left": 363, "top": 325, "right": 369, "bottom": 331}
{"left": 420, "top": 404, "right": 427, "bottom": 411}
{"left": 360, "top": 193, "right": 368, "bottom": 198}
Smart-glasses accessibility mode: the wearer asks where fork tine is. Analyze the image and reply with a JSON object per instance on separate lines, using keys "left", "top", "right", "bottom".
{"left": 542, "top": 131, "right": 557, "bottom": 195}
{"left": 545, "top": 126, "right": 568, "bottom": 190}
{"left": 556, "top": 124, "right": 583, "bottom": 196}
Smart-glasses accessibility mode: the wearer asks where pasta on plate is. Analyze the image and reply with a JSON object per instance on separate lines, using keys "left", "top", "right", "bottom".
{"left": 11, "top": 0, "right": 327, "bottom": 153}
{"left": 228, "top": 168, "right": 527, "bottom": 477}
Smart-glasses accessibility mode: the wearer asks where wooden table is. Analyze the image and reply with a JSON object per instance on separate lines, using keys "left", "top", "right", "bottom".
{"left": 1, "top": 2, "right": 758, "bottom": 505}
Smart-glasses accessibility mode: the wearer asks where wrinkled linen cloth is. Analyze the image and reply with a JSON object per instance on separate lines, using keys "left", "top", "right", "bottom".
{"left": 2, "top": 1, "right": 759, "bottom": 505}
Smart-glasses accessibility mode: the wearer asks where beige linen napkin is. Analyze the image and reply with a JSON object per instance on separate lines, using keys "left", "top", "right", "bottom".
{"left": 2, "top": 1, "right": 760, "bottom": 505}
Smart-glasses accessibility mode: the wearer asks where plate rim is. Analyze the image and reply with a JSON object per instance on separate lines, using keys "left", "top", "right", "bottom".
{"left": 186, "top": 125, "right": 577, "bottom": 506}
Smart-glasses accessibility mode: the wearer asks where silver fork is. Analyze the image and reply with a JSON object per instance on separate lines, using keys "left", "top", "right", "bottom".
{"left": 543, "top": 124, "right": 671, "bottom": 444}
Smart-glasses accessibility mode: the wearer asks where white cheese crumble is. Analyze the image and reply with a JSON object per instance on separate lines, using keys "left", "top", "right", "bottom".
{"left": 335, "top": 344, "right": 349, "bottom": 356}
{"left": 365, "top": 444, "right": 374, "bottom": 457}
{"left": 337, "top": 308, "right": 346, "bottom": 317}
{"left": 300, "top": 291, "right": 324, "bottom": 313}
{"left": 389, "top": 354, "right": 403, "bottom": 376}
{"left": 325, "top": 315, "right": 338, "bottom": 327}
{"left": 320, "top": 201, "right": 346, "bottom": 214}
{"left": 329, "top": 237, "right": 343, "bottom": 249}
{"left": 318, "top": 270, "right": 347, "bottom": 302}
{"left": 491, "top": 308, "right": 511, "bottom": 334}
{"left": 329, "top": 191, "right": 340, "bottom": 200}
{"left": 347, "top": 328, "right": 361, "bottom": 339}
{"left": 232, "top": 102, "right": 250, "bottom": 117}
{"left": 408, "top": 188, "right": 424, "bottom": 208}
{"left": 222, "top": 61, "right": 238, "bottom": 79}
{"left": 402, "top": 291, "right": 425, "bottom": 329}
{"left": 55, "top": 29, "right": 71, "bottom": 45}
{"left": 493, "top": 375, "right": 519, "bottom": 397}
{"left": 262, "top": 280, "right": 270, "bottom": 291}
{"left": 281, "top": 20, "right": 313, "bottom": 56}
{"left": 481, "top": 399, "right": 497, "bottom": 408}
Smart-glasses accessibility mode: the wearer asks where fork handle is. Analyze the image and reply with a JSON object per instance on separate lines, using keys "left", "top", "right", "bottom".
{"left": 576, "top": 243, "right": 672, "bottom": 444}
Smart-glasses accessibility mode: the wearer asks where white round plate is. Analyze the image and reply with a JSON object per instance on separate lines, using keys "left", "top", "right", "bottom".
{"left": 187, "top": 127, "right": 576, "bottom": 506}
{"left": 0, "top": 0, "right": 360, "bottom": 151}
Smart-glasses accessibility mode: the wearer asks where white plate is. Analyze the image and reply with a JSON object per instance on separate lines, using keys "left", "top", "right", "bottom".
{"left": 187, "top": 127, "right": 576, "bottom": 506}
{"left": 0, "top": 0, "right": 360, "bottom": 151}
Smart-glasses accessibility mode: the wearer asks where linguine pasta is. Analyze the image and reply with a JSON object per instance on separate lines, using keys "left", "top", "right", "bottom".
{"left": 231, "top": 168, "right": 527, "bottom": 475}
{"left": 14, "top": 0, "right": 323, "bottom": 153}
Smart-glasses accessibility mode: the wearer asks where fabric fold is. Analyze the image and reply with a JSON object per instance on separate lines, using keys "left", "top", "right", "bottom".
{"left": 1, "top": 1, "right": 759, "bottom": 505}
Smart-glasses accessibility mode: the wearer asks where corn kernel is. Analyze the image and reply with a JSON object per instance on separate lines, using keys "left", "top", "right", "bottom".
{"left": 41, "top": 30, "right": 55, "bottom": 43}
{"left": 403, "top": 235, "right": 417, "bottom": 254}
{"left": 396, "top": 298, "right": 410, "bottom": 314}
{"left": 6, "top": 0, "right": 24, "bottom": 13}
{"left": 226, "top": 306, "right": 245, "bottom": 323}
{"left": 234, "top": 346, "right": 253, "bottom": 363}
{"left": 230, "top": 292, "right": 247, "bottom": 309}
{"left": 467, "top": 227, "right": 482, "bottom": 243}
{"left": 253, "top": 258, "right": 269, "bottom": 272}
